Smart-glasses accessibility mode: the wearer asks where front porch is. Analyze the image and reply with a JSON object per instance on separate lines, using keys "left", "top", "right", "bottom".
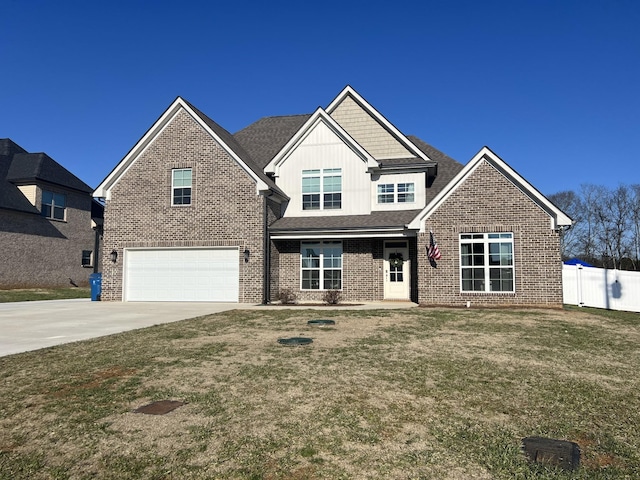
{"left": 270, "top": 237, "right": 419, "bottom": 303}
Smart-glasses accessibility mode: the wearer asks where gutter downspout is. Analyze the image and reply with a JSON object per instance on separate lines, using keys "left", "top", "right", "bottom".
{"left": 262, "top": 195, "right": 270, "bottom": 305}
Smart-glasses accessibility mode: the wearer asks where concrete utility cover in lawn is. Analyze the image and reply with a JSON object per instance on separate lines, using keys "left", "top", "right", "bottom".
{"left": 124, "top": 248, "right": 239, "bottom": 302}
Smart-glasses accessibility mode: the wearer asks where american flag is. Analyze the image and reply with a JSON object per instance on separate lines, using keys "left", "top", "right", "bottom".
{"left": 428, "top": 231, "right": 442, "bottom": 260}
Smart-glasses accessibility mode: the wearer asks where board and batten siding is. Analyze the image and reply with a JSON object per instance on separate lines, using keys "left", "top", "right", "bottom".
{"left": 277, "top": 121, "right": 372, "bottom": 217}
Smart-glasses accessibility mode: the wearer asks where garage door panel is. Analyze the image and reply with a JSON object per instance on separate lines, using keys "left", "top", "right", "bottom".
{"left": 125, "top": 248, "right": 239, "bottom": 302}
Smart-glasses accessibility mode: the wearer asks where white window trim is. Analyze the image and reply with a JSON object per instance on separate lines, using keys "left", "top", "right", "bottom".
{"left": 302, "top": 168, "right": 342, "bottom": 211}
{"left": 459, "top": 233, "right": 515, "bottom": 293}
{"left": 377, "top": 182, "right": 415, "bottom": 204}
{"left": 171, "top": 168, "right": 192, "bottom": 206}
{"left": 300, "top": 240, "right": 343, "bottom": 290}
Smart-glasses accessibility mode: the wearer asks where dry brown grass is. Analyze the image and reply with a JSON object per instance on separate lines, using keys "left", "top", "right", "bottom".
{"left": 1, "top": 306, "right": 639, "bottom": 479}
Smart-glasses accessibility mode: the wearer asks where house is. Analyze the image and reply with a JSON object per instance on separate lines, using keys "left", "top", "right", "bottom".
{"left": 0, "top": 139, "right": 103, "bottom": 289}
{"left": 93, "top": 87, "right": 571, "bottom": 306}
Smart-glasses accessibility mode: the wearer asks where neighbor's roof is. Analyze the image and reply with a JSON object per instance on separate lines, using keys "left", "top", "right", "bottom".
{"left": 0, "top": 138, "right": 92, "bottom": 214}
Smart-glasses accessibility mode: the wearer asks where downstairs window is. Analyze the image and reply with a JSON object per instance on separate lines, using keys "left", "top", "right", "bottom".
{"left": 301, "top": 241, "right": 342, "bottom": 290}
{"left": 460, "top": 233, "right": 514, "bottom": 292}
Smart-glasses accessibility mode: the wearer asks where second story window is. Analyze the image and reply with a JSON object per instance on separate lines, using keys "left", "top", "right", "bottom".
{"left": 377, "top": 182, "right": 415, "bottom": 204}
{"left": 378, "top": 184, "right": 395, "bottom": 203}
{"left": 41, "top": 190, "right": 66, "bottom": 220}
{"left": 302, "top": 168, "right": 342, "bottom": 210}
{"left": 397, "top": 183, "right": 415, "bottom": 203}
{"left": 172, "top": 168, "right": 192, "bottom": 206}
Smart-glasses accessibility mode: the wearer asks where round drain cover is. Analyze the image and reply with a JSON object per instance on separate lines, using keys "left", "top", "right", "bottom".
{"left": 277, "top": 337, "right": 313, "bottom": 346}
{"left": 307, "top": 319, "right": 336, "bottom": 327}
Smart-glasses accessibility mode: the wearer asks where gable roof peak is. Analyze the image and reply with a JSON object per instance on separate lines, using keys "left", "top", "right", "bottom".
{"left": 94, "top": 96, "right": 287, "bottom": 200}
{"left": 408, "top": 146, "right": 572, "bottom": 231}
{"left": 264, "top": 107, "right": 379, "bottom": 175}
{"left": 326, "top": 86, "right": 435, "bottom": 165}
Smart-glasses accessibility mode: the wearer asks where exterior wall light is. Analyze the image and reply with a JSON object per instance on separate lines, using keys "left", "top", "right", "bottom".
{"left": 244, "top": 248, "right": 250, "bottom": 263}
{"left": 110, "top": 249, "right": 118, "bottom": 263}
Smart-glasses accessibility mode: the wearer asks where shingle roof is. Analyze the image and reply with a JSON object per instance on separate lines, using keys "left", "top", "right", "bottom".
{"left": 0, "top": 140, "right": 39, "bottom": 213}
{"left": 0, "top": 138, "right": 92, "bottom": 214}
{"left": 8, "top": 153, "right": 92, "bottom": 192}
{"left": 270, "top": 209, "right": 423, "bottom": 232}
{"left": 234, "top": 114, "right": 312, "bottom": 168}
{"left": 408, "top": 136, "right": 464, "bottom": 203}
{"left": 183, "top": 100, "right": 288, "bottom": 198}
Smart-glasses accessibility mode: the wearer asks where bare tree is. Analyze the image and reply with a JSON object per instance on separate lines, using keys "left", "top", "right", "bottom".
{"left": 579, "top": 184, "right": 601, "bottom": 263}
{"left": 629, "top": 185, "right": 640, "bottom": 269}
{"left": 550, "top": 184, "right": 639, "bottom": 270}
{"left": 548, "top": 190, "right": 582, "bottom": 259}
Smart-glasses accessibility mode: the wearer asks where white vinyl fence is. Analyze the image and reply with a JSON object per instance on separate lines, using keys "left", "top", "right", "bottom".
{"left": 563, "top": 264, "right": 640, "bottom": 313}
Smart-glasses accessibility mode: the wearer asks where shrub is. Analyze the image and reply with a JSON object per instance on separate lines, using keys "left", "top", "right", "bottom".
{"left": 278, "top": 288, "right": 297, "bottom": 305}
{"left": 322, "top": 290, "right": 342, "bottom": 305}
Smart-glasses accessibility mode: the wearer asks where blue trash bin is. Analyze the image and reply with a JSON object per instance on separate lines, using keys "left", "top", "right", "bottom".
{"left": 89, "top": 273, "right": 102, "bottom": 301}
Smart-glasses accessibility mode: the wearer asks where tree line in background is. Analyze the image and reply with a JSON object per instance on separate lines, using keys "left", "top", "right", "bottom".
{"left": 549, "top": 185, "right": 640, "bottom": 271}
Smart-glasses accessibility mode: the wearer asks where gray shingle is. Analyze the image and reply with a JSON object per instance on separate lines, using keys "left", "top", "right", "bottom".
{"left": 234, "top": 115, "right": 312, "bottom": 168}
{"left": 1, "top": 139, "right": 92, "bottom": 214}
{"left": 183, "top": 100, "right": 288, "bottom": 198}
{"left": 270, "top": 209, "right": 423, "bottom": 231}
{"left": 408, "top": 136, "right": 464, "bottom": 202}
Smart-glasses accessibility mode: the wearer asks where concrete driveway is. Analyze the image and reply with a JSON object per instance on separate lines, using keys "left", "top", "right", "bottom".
{"left": 0, "top": 299, "right": 251, "bottom": 357}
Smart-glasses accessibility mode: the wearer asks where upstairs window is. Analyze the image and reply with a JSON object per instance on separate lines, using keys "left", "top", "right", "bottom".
{"left": 302, "top": 170, "right": 320, "bottom": 210}
{"left": 377, "top": 182, "right": 415, "bottom": 204}
{"left": 172, "top": 168, "right": 192, "bottom": 205}
{"left": 302, "top": 168, "right": 342, "bottom": 210}
{"left": 397, "top": 183, "right": 415, "bottom": 203}
{"left": 41, "top": 191, "right": 66, "bottom": 220}
{"left": 377, "top": 184, "right": 395, "bottom": 203}
{"left": 460, "top": 233, "right": 514, "bottom": 292}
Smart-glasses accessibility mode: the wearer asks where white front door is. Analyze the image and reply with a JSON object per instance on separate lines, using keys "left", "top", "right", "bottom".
{"left": 383, "top": 241, "right": 409, "bottom": 300}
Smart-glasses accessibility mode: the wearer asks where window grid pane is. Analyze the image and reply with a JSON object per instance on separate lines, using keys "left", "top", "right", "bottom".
{"left": 460, "top": 233, "right": 514, "bottom": 293}
{"left": 41, "top": 190, "right": 66, "bottom": 220}
{"left": 377, "top": 184, "right": 394, "bottom": 203}
{"left": 172, "top": 169, "right": 192, "bottom": 205}
{"left": 301, "top": 242, "right": 342, "bottom": 290}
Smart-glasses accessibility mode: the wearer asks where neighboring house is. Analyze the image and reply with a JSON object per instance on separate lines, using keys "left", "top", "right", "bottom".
{"left": 93, "top": 86, "right": 571, "bottom": 306}
{"left": 0, "top": 139, "right": 103, "bottom": 288}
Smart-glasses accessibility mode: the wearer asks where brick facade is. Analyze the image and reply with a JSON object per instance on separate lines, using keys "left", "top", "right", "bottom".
{"left": 0, "top": 188, "right": 96, "bottom": 288}
{"left": 97, "top": 95, "right": 566, "bottom": 307}
{"left": 273, "top": 238, "right": 420, "bottom": 303}
{"left": 101, "top": 110, "right": 265, "bottom": 302}
{"left": 416, "top": 160, "right": 563, "bottom": 307}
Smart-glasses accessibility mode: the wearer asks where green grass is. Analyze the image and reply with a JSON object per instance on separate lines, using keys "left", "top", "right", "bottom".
{"left": 0, "top": 307, "right": 639, "bottom": 479}
{"left": 0, "top": 287, "right": 91, "bottom": 302}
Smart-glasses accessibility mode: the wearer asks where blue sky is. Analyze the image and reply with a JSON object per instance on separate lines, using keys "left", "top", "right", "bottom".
{"left": 2, "top": 0, "right": 638, "bottom": 196}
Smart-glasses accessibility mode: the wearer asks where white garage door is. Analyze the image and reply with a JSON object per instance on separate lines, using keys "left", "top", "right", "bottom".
{"left": 124, "top": 248, "right": 239, "bottom": 302}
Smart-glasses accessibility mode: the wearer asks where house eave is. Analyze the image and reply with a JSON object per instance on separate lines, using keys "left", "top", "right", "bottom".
{"left": 270, "top": 226, "right": 417, "bottom": 240}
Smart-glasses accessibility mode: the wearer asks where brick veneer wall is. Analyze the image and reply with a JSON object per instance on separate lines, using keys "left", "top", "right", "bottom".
{"left": 101, "top": 109, "right": 265, "bottom": 302}
{"left": 417, "top": 160, "right": 563, "bottom": 307}
{"left": 0, "top": 188, "right": 96, "bottom": 288}
{"left": 272, "top": 238, "right": 394, "bottom": 303}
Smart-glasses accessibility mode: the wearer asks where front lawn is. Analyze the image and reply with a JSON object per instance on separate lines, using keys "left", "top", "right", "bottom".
{"left": 0, "top": 288, "right": 90, "bottom": 303}
{"left": 1, "top": 307, "right": 638, "bottom": 479}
